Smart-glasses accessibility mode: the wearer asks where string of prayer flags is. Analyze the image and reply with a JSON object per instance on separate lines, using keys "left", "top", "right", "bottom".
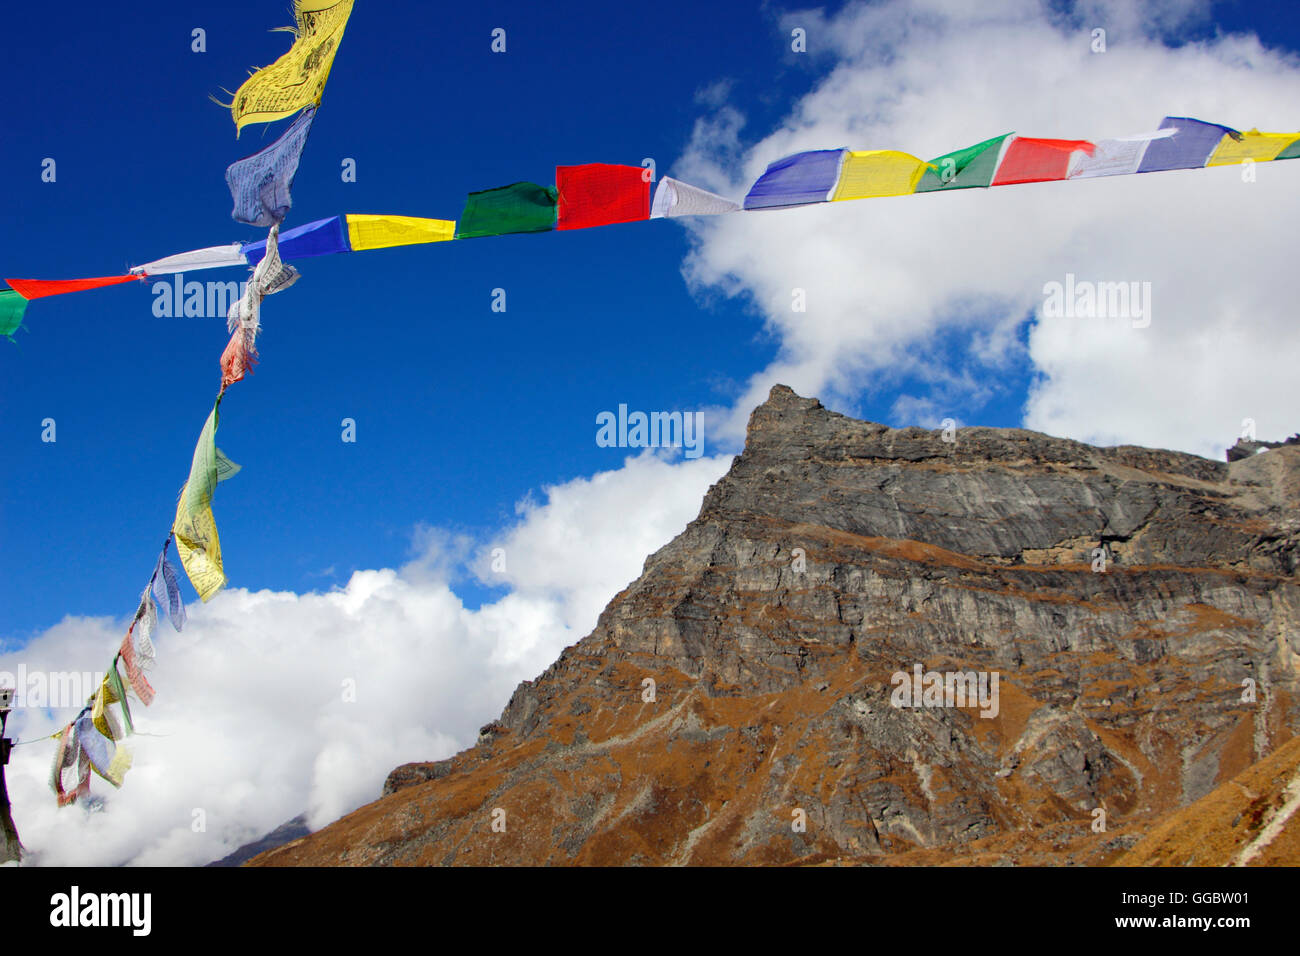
{"left": 915, "top": 134, "right": 1011, "bottom": 192}
{"left": 130, "top": 244, "right": 249, "bottom": 277}
{"left": 242, "top": 215, "right": 348, "bottom": 265}
{"left": 228, "top": 0, "right": 356, "bottom": 134}
{"left": 832, "top": 150, "right": 932, "bottom": 200}
{"left": 556, "top": 164, "right": 651, "bottom": 230}
{"left": 0, "top": 289, "right": 28, "bottom": 342}
{"left": 2, "top": 274, "right": 142, "bottom": 300}
{"left": 227, "top": 107, "right": 317, "bottom": 226}
{"left": 345, "top": 214, "right": 456, "bottom": 251}
{"left": 649, "top": 177, "right": 740, "bottom": 218}
{"left": 743, "top": 148, "right": 846, "bottom": 209}
{"left": 456, "top": 182, "right": 559, "bottom": 238}
{"left": 173, "top": 399, "right": 231, "bottom": 602}
{"left": 991, "top": 137, "right": 1095, "bottom": 185}
{"left": 1137, "top": 117, "right": 1241, "bottom": 173}
{"left": 1207, "top": 128, "right": 1300, "bottom": 166}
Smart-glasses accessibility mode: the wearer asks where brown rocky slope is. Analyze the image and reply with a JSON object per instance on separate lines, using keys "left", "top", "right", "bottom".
{"left": 254, "top": 386, "right": 1300, "bottom": 866}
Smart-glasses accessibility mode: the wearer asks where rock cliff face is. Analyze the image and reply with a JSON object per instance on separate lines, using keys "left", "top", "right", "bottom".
{"left": 255, "top": 386, "right": 1300, "bottom": 866}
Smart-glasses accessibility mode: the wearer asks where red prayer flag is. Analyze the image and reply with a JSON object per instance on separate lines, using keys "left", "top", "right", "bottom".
{"left": 991, "top": 138, "right": 1096, "bottom": 186}
{"left": 556, "top": 163, "right": 650, "bottom": 230}
{"left": 3, "top": 274, "right": 142, "bottom": 300}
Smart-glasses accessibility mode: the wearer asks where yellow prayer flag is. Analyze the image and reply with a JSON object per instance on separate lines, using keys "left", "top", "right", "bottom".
{"left": 230, "top": 0, "right": 356, "bottom": 134}
{"left": 175, "top": 500, "right": 226, "bottom": 602}
{"left": 173, "top": 403, "right": 227, "bottom": 602}
{"left": 832, "top": 150, "right": 931, "bottom": 200}
{"left": 1206, "top": 129, "right": 1300, "bottom": 166}
{"left": 91, "top": 677, "right": 121, "bottom": 739}
{"left": 346, "top": 215, "right": 457, "bottom": 251}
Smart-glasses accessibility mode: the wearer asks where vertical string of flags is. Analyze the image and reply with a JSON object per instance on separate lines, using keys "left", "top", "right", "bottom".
{"left": 21, "top": 0, "right": 356, "bottom": 821}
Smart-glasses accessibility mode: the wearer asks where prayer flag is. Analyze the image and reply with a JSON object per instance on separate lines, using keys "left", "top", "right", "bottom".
{"left": 173, "top": 400, "right": 228, "bottom": 602}
{"left": 230, "top": 0, "right": 355, "bottom": 134}
{"left": 455, "top": 183, "right": 558, "bottom": 238}
{"left": 1137, "top": 117, "right": 1240, "bottom": 173}
{"left": 2, "top": 275, "right": 141, "bottom": 299}
{"left": 1207, "top": 128, "right": 1300, "bottom": 166}
{"left": 226, "top": 107, "right": 317, "bottom": 226}
{"left": 915, "top": 134, "right": 1012, "bottom": 192}
{"left": 649, "top": 177, "right": 739, "bottom": 217}
{"left": 345, "top": 214, "right": 456, "bottom": 251}
{"left": 743, "top": 149, "right": 846, "bottom": 210}
{"left": 831, "top": 150, "right": 930, "bottom": 200}
{"left": 132, "top": 244, "right": 248, "bottom": 276}
{"left": 242, "top": 216, "right": 348, "bottom": 265}
{"left": 991, "top": 137, "right": 1095, "bottom": 186}
{"left": 556, "top": 164, "right": 651, "bottom": 230}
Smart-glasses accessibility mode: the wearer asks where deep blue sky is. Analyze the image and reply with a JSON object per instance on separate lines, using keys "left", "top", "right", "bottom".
{"left": 3, "top": 0, "right": 1298, "bottom": 640}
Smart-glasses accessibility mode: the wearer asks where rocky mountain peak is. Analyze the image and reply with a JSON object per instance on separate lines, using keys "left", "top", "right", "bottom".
{"left": 254, "top": 388, "right": 1300, "bottom": 866}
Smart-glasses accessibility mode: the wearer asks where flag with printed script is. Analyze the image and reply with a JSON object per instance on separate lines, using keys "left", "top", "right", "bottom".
{"left": 743, "top": 149, "right": 845, "bottom": 209}
{"left": 1137, "top": 117, "right": 1240, "bottom": 173}
{"left": 2, "top": 274, "right": 141, "bottom": 299}
{"left": 915, "top": 134, "right": 1012, "bottom": 192}
{"left": 1207, "top": 128, "right": 1300, "bottom": 166}
{"left": 0, "top": 289, "right": 28, "bottom": 342}
{"left": 992, "top": 137, "right": 1095, "bottom": 185}
{"left": 831, "top": 150, "right": 931, "bottom": 200}
{"left": 229, "top": 0, "right": 355, "bottom": 134}
{"left": 50, "top": 724, "right": 90, "bottom": 806}
{"left": 173, "top": 400, "right": 232, "bottom": 602}
{"left": 1068, "top": 130, "right": 1174, "bottom": 179}
{"left": 556, "top": 164, "right": 651, "bottom": 230}
{"left": 131, "top": 244, "right": 248, "bottom": 276}
{"left": 650, "top": 177, "right": 739, "bottom": 218}
{"left": 345, "top": 214, "right": 456, "bottom": 251}
{"left": 227, "top": 107, "right": 317, "bottom": 226}
{"left": 74, "top": 713, "right": 130, "bottom": 787}
{"left": 152, "top": 548, "right": 186, "bottom": 632}
{"left": 455, "top": 183, "right": 559, "bottom": 238}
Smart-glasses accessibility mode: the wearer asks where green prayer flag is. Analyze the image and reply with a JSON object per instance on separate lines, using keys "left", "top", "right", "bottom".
{"left": 106, "top": 662, "right": 134, "bottom": 736}
{"left": 0, "top": 289, "right": 29, "bottom": 342}
{"left": 455, "top": 182, "right": 558, "bottom": 238}
{"left": 915, "top": 133, "right": 1012, "bottom": 192}
{"left": 1275, "top": 136, "right": 1300, "bottom": 161}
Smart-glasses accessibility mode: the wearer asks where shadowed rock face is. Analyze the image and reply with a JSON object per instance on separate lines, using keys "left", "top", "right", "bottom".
{"left": 254, "top": 386, "right": 1300, "bottom": 866}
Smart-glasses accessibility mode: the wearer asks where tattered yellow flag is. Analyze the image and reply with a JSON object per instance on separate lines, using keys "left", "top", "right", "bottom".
{"left": 230, "top": 0, "right": 356, "bottom": 135}
{"left": 173, "top": 400, "right": 234, "bottom": 602}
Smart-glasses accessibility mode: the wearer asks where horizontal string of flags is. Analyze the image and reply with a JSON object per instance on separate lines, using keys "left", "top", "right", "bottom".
{"left": 5, "top": 117, "right": 1299, "bottom": 341}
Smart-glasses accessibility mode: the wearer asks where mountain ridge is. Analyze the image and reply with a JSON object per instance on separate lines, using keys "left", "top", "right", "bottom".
{"left": 252, "top": 385, "right": 1300, "bottom": 866}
